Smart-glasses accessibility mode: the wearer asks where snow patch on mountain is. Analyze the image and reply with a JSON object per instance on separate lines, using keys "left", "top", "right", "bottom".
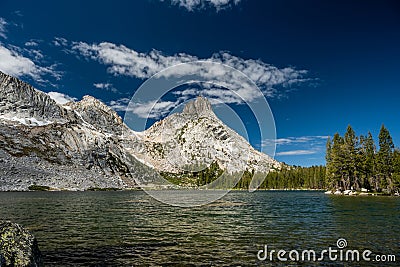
{"left": 0, "top": 115, "right": 54, "bottom": 126}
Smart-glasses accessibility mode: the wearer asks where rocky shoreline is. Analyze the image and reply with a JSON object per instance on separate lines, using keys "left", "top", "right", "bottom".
{"left": 0, "top": 149, "right": 128, "bottom": 192}
{"left": 324, "top": 189, "right": 400, "bottom": 196}
{"left": 0, "top": 221, "right": 42, "bottom": 267}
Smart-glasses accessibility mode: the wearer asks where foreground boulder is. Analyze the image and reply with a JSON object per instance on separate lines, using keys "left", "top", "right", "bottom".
{"left": 0, "top": 221, "right": 42, "bottom": 267}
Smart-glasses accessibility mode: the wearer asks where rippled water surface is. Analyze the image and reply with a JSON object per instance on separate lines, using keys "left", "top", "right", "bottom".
{"left": 0, "top": 190, "right": 399, "bottom": 266}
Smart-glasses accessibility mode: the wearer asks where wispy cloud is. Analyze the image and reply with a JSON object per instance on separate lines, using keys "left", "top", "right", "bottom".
{"left": 24, "top": 40, "right": 39, "bottom": 47}
{"left": 0, "top": 18, "right": 61, "bottom": 83}
{"left": 165, "top": 0, "right": 241, "bottom": 11}
{"left": 109, "top": 98, "right": 179, "bottom": 119}
{"left": 173, "top": 85, "right": 254, "bottom": 105}
{"left": 268, "top": 136, "right": 329, "bottom": 146}
{"left": 0, "top": 45, "right": 61, "bottom": 82}
{"left": 108, "top": 98, "right": 130, "bottom": 112}
{"left": 0, "top": 17, "right": 8, "bottom": 39}
{"left": 129, "top": 100, "right": 179, "bottom": 119}
{"left": 47, "top": 92, "right": 77, "bottom": 105}
{"left": 265, "top": 136, "right": 329, "bottom": 157}
{"left": 276, "top": 150, "right": 317, "bottom": 156}
{"left": 53, "top": 37, "right": 68, "bottom": 47}
{"left": 71, "top": 41, "right": 197, "bottom": 78}
{"left": 13, "top": 11, "right": 23, "bottom": 17}
{"left": 6, "top": 43, "right": 45, "bottom": 60}
{"left": 93, "top": 82, "right": 118, "bottom": 93}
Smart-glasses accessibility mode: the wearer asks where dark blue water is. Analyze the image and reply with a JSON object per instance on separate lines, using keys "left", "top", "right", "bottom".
{"left": 0, "top": 190, "right": 398, "bottom": 266}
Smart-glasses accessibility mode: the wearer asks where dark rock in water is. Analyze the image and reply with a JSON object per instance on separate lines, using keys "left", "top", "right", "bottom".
{"left": 0, "top": 221, "right": 42, "bottom": 267}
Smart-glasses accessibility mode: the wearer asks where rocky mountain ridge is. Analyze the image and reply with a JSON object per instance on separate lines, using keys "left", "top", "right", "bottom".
{"left": 0, "top": 71, "right": 281, "bottom": 191}
{"left": 0, "top": 71, "right": 149, "bottom": 191}
{"left": 0, "top": 73, "right": 71, "bottom": 125}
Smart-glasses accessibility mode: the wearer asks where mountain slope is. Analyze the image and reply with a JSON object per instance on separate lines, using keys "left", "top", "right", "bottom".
{"left": 0, "top": 71, "right": 281, "bottom": 191}
{"left": 0, "top": 71, "right": 152, "bottom": 191}
{"left": 136, "top": 96, "right": 281, "bottom": 174}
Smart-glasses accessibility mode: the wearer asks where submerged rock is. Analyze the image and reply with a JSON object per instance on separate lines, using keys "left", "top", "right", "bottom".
{"left": 0, "top": 221, "right": 42, "bottom": 267}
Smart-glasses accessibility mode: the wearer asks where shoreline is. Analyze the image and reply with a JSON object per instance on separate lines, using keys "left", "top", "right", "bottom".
{"left": 1, "top": 188, "right": 398, "bottom": 196}
{"left": 324, "top": 189, "right": 400, "bottom": 197}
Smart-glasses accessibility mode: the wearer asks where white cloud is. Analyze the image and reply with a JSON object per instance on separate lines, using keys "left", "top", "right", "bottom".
{"left": 93, "top": 82, "right": 118, "bottom": 93}
{"left": 71, "top": 42, "right": 307, "bottom": 88}
{"left": 25, "top": 40, "right": 39, "bottom": 47}
{"left": 53, "top": 37, "right": 68, "bottom": 47}
{"left": 109, "top": 98, "right": 130, "bottom": 111}
{"left": 276, "top": 150, "right": 317, "bottom": 156}
{"left": 109, "top": 85, "right": 266, "bottom": 119}
{"left": 0, "top": 17, "right": 8, "bottom": 39}
{"left": 267, "top": 136, "right": 329, "bottom": 157}
{"left": 173, "top": 85, "right": 261, "bottom": 105}
{"left": 0, "top": 19, "right": 61, "bottom": 85}
{"left": 130, "top": 100, "right": 179, "bottom": 119}
{"left": 69, "top": 41, "right": 309, "bottom": 105}
{"left": 0, "top": 45, "right": 60, "bottom": 82}
{"left": 61, "top": 40, "right": 310, "bottom": 118}
{"left": 28, "top": 49, "right": 44, "bottom": 60}
{"left": 6, "top": 44, "right": 45, "bottom": 60}
{"left": 268, "top": 136, "right": 329, "bottom": 146}
{"left": 109, "top": 98, "right": 179, "bottom": 119}
{"left": 166, "top": 0, "right": 241, "bottom": 11}
{"left": 47, "top": 92, "right": 77, "bottom": 105}
{"left": 72, "top": 42, "right": 197, "bottom": 79}
{"left": 213, "top": 53, "right": 308, "bottom": 93}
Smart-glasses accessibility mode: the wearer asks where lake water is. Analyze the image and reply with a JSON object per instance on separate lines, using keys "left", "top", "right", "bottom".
{"left": 0, "top": 190, "right": 398, "bottom": 266}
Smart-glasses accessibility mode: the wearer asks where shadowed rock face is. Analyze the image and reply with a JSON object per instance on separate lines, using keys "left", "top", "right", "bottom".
{"left": 0, "top": 221, "right": 43, "bottom": 267}
{"left": 0, "top": 72, "right": 69, "bottom": 123}
{"left": 0, "top": 71, "right": 152, "bottom": 191}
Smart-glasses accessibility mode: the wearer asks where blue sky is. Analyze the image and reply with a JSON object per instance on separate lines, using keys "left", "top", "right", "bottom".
{"left": 0, "top": 0, "right": 399, "bottom": 166}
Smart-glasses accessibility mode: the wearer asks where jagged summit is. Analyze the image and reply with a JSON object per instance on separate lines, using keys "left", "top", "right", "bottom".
{"left": 0, "top": 71, "right": 69, "bottom": 124}
{"left": 73, "top": 95, "right": 119, "bottom": 118}
{"left": 71, "top": 95, "right": 125, "bottom": 134}
{"left": 182, "top": 96, "right": 214, "bottom": 117}
{"left": 79, "top": 95, "right": 106, "bottom": 106}
{"left": 0, "top": 71, "right": 123, "bottom": 131}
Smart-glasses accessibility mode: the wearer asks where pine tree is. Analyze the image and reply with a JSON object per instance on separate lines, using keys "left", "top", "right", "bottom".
{"left": 325, "top": 137, "right": 332, "bottom": 187}
{"left": 326, "top": 137, "right": 332, "bottom": 164}
{"left": 360, "top": 132, "right": 375, "bottom": 190}
{"left": 324, "top": 125, "right": 399, "bottom": 193}
{"left": 394, "top": 149, "right": 400, "bottom": 174}
{"left": 343, "top": 125, "right": 359, "bottom": 190}
{"left": 376, "top": 125, "right": 394, "bottom": 191}
{"left": 330, "top": 133, "right": 345, "bottom": 189}
{"left": 392, "top": 149, "right": 400, "bottom": 191}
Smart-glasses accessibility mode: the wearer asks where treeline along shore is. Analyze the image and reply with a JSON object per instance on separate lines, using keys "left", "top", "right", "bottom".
{"left": 233, "top": 125, "right": 400, "bottom": 195}
{"left": 325, "top": 125, "right": 400, "bottom": 194}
